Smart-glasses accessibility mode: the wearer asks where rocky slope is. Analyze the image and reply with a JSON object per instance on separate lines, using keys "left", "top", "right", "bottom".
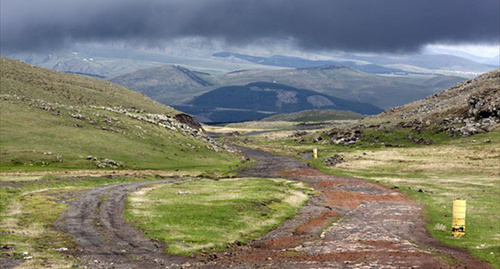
{"left": 297, "top": 69, "right": 499, "bottom": 147}
{"left": 376, "top": 69, "right": 499, "bottom": 135}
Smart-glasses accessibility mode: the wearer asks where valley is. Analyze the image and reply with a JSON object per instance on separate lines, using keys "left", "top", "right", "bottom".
{"left": 2, "top": 1, "right": 499, "bottom": 268}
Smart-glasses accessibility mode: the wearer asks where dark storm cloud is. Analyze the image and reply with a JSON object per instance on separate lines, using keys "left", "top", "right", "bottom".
{"left": 1, "top": 0, "right": 498, "bottom": 52}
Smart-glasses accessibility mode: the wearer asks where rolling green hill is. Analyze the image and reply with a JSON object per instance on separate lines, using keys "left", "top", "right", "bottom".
{"left": 175, "top": 82, "right": 382, "bottom": 123}
{"left": 110, "top": 65, "right": 214, "bottom": 105}
{"left": 0, "top": 57, "right": 238, "bottom": 171}
{"left": 214, "top": 66, "right": 466, "bottom": 109}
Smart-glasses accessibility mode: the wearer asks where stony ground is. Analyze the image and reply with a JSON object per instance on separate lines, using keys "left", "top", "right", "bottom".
{"left": 2, "top": 147, "right": 492, "bottom": 269}
{"left": 202, "top": 148, "right": 491, "bottom": 269}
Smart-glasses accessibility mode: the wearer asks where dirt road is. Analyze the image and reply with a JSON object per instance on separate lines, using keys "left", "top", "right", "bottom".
{"left": 204, "top": 147, "right": 492, "bottom": 268}
{"left": 4, "top": 148, "right": 491, "bottom": 268}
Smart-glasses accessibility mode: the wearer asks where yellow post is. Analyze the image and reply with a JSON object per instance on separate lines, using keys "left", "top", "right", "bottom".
{"left": 313, "top": 148, "right": 318, "bottom": 159}
{"left": 452, "top": 199, "right": 466, "bottom": 237}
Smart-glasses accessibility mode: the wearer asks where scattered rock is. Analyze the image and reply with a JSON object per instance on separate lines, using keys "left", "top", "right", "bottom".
{"left": 434, "top": 223, "right": 446, "bottom": 231}
{"left": 291, "top": 131, "right": 307, "bottom": 137}
{"left": 177, "top": 190, "right": 193, "bottom": 195}
{"left": 86, "top": 156, "right": 123, "bottom": 168}
{"left": 324, "top": 154, "right": 345, "bottom": 167}
{"left": 70, "top": 113, "right": 84, "bottom": 120}
{"left": 313, "top": 136, "right": 323, "bottom": 142}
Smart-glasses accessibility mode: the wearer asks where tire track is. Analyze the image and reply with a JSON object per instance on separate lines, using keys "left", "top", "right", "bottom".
{"left": 59, "top": 180, "right": 189, "bottom": 269}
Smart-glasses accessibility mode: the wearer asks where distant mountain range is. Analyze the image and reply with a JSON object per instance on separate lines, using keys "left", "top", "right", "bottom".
{"left": 4, "top": 44, "right": 496, "bottom": 80}
{"left": 213, "top": 52, "right": 495, "bottom": 74}
{"left": 213, "top": 52, "right": 410, "bottom": 75}
{"left": 110, "top": 65, "right": 214, "bottom": 104}
{"left": 5, "top": 46, "right": 496, "bottom": 124}
{"left": 174, "top": 82, "right": 382, "bottom": 123}
{"left": 108, "top": 64, "right": 466, "bottom": 110}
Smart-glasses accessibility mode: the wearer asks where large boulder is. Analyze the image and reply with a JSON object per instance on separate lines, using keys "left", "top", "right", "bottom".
{"left": 174, "top": 113, "right": 203, "bottom": 131}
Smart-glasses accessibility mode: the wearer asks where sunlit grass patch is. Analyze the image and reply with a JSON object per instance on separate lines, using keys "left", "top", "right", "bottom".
{"left": 0, "top": 189, "right": 78, "bottom": 268}
{"left": 124, "top": 178, "right": 310, "bottom": 255}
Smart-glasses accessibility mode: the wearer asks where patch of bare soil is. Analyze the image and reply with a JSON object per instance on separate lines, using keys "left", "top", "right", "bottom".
{"left": 56, "top": 179, "right": 191, "bottom": 269}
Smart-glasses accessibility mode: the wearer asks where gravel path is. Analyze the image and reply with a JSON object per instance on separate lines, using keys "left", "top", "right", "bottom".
{"left": 201, "top": 147, "right": 491, "bottom": 269}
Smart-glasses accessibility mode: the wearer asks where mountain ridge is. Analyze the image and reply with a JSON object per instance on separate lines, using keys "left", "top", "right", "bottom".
{"left": 175, "top": 82, "right": 382, "bottom": 123}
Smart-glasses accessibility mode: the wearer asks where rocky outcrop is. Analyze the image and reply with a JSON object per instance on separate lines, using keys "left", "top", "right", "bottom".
{"left": 468, "top": 92, "right": 500, "bottom": 120}
{"left": 174, "top": 113, "right": 203, "bottom": 131}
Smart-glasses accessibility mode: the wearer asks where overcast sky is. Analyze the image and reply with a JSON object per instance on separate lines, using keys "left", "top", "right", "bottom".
{"left": 1, "top": 0, "right": 499, "bottom": 55}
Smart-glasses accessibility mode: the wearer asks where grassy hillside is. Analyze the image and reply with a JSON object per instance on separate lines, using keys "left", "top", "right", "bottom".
{"left": 1, "top": 57, "right": 177, "bottom": 114}
{"left": 0, "top": 57, "right": 239, "bottom": 171}
{"left": 110, "top": 65, "right": 214, "bottom": 104}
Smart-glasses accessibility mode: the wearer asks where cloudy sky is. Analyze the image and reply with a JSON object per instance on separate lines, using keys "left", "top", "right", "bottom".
{"left": 1, "top": 0, "right": 499, "bottom": 55}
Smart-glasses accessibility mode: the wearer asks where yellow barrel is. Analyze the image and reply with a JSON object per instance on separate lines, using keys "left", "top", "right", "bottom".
{"left": 313, "top": 148, "right": 318, "bottom": 159}
{"left": 452, "top": 199, "right": 466, "bottom": 237}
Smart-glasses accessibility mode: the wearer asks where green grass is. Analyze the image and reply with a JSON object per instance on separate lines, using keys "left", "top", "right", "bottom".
{"left": 0, "top": 100, "right": 238, "bottom": 170}
{"left": 0, "top": 57, "right": 240, "bottom": 171}
{"left": 0, "top": 175, "right": 168, "bottom": 267}
{"left": 1, "top": 57, "right": 176, "bottom": 114}
{"left": 124, "top": 178, "right": 310, "bottom": 255}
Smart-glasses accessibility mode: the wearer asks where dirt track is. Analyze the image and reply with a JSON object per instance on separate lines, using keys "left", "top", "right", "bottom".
{"left": 3, "top": 148, "right": 492, "bottom": 268}
{"left": 210, "top": 147, "right": 492, "bottom": 269}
